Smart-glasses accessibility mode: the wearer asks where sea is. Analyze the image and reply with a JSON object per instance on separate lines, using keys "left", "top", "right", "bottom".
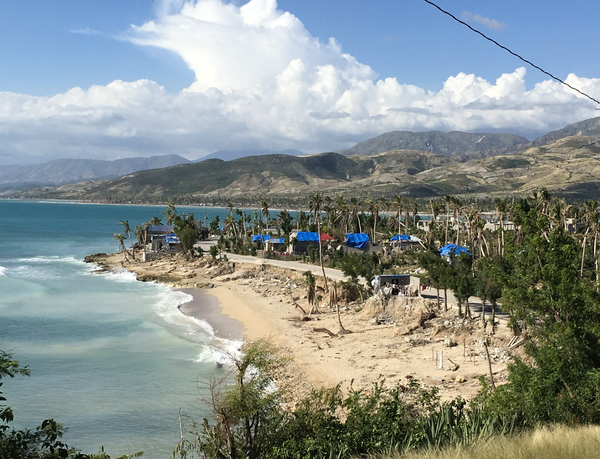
{"left": 0, "top": 200, "right": 239, "bottom": 458}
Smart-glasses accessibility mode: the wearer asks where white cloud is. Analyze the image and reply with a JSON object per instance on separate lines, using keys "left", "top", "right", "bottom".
{"left": 461, "top": 12, "right": 506, "bottom": 31}
{"left": 1, "top": 0, "right": 599, "bottom": 165}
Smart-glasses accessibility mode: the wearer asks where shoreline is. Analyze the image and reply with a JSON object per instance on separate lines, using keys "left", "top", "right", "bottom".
{"left": 86, "top": 251, "right": 513, "bottom": 399}
{"left": 176, "top": 287, "right": 245, "bottom": 341}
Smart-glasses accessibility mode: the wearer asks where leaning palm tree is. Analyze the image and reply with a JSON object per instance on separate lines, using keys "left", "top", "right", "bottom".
{"left": 113, "top": 233, "right": 128, "bottom": 260}
{"left": 308, "top": 192, "right": 328, "bottom": 291}
{"left": 118, "top": 220, "right": 135, "bottom": 260}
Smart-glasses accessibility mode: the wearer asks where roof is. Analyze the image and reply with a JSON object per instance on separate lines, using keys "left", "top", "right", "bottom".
{"left": 390, "top": 234, "right": 422, "bottom": 242}
{"left": 346, "top": 233, "right": 370, "bottom": 249}
{"left": 252, "top": 234, "right": 271, "bottom": 242}
{"left": 268, "top": 238, "right": 285, "bottom": 244}
{"left": 439, "top": 243, "right": 471, "bottom": 257}
{"left": 296, "top": 231, "right": 320, "bottom": 242}
{"left": 320, "top": 233, "right": 334, "bottom": 241}
{"left": 376, "top": 274, "right": 410, "bottom": 279}
{"left": 147, "top": 225, "right": 174, "bottom": 233}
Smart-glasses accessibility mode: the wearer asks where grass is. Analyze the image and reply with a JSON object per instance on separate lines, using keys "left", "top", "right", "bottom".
{"left": 371, "top": 425, "right": 600, "bottom": 459}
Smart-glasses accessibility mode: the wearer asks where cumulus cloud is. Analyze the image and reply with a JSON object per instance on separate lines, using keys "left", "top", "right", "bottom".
{"left": 461, "top": 12, "right": 506, "bottom": 31}
{"left": 0, "top": 0, "right": 598, "bottom": 165}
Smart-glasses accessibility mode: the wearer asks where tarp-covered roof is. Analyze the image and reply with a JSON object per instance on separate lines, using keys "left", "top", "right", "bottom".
{"left": 268, "top": 238, "right": 285, "bottom": 244}
{"left": 320, "top": 233, "right": 334, "bottom": 241}
{"left": 439, "top": 243, "right": 471, "bottom": 257}
{"left": 252, "top": 234, "right": 271, "bottom": 242}
{"left": 296, "top": 231, "right": 319, "bottom": 242}
{"left": 346, "top": 233, "right": 370, "bottom": 249}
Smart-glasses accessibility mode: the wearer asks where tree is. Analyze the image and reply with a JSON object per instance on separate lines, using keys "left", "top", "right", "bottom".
{"left": 118, "top": 220, "right": 135, "bottom": 259}
{"left": 486, "top": 204, "right": 600, "bottom": 423}
{"left": 260, "top": 200, "right": 270, "bottom": 236}
{"left": 113, "top": 233, "right": 128, "bottom": 260}
{"left": 174, "top": 213, "right": 200, "bottom": 258}
{"left": 303, "top": 270, "right": 317, "bottom": 317}
{"left": 163, "top": 201, "right": 177, "bottom": 225}
{"left": 308, "top": 192, "right": 328, "bottom": 291}
{"left": 276, "top": 210, "right": 294, "bottom": 244}
{"left": 185, "top": 340, "right": 287, "bottom": 459}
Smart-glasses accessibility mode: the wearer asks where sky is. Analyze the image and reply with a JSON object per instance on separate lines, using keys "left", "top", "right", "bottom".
{"left": 1, "top": 0, "right": 599, "bottom": 165}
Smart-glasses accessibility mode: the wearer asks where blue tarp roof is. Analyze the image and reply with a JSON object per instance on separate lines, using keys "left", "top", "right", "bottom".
{"left": 439, "top": 243, "right": 471, "bottom": 257}
{"left": 296, "top": 231, "right": 319, "bottom": 242}
{"left": 252, "top": 234, "right": 271, "bottom": 242}
{"left": 166, "top": 233, "right": 180, "bottom": 244}
{"left": 390, "top": 234, "right": 410, "bottom": 241}
{"left": 147, "top": 225, "right": 174, "bottom": 233}
{"left": 346, "top": 233, "right": 370, "bottom": 249}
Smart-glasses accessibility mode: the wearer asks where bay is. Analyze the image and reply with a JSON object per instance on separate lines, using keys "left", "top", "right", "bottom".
{"left": 0, "top": 200, "right": 238, "bottom": 458}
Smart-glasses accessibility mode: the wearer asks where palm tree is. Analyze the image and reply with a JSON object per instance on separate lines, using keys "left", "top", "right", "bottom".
{"left": 334, "top": 195, "right": 349, "bottom": 236}
{"left": 450, "top": 197, "right": 462, "bottom": 245}
{"left": 149, "top": 216, "right": 163, "bottom": 226}
{"left": 349, "top": 197, "right": 362, "bottom": 233}
{"left": 113, "top": 233, "right": 127, "bottom": 260}
{"left": 393, "top": 195, "right": 405, "bottom": 236}
{"left": 260, "top": 200, "right": 270, "bottom": 236}
{"left": 308, "top": 192, "right": 328, "bottom": 291}
{"left": 163, "top": 201, "right": 177, "bottom": 226}
{"left": 494, "top": 198, "right": 507, "bottom": 257}
{"left": 118, "top": 220, "right": 135, "bottom": 260}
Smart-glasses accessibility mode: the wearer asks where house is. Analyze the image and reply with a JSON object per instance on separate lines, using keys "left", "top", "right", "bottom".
{"left": 148, "top": 225, "right": 176, "bottom": 252}
{"left": 343, "top": 233, "right": 383, "bottom": 254}
{"left": 264, "top": 237, "right": 286, "bottom": 252}
{"left": 290, "top": 231, "right": 320, "bottom": 254}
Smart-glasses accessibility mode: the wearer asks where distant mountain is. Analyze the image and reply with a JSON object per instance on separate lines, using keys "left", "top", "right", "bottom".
{"left": 0, "top": 155, "right": 190, "bottom": 188}
{"left": 16, "top": 136, "right": 600, "bottom": 201}
{"left": 532, "top": 116, "right": 600, "bottom": 147}
{"left": 337, "top": 131, "right": 531, "bottom": 161}
{"left": 198, "top": 149, "right": 303, "bottom": 162}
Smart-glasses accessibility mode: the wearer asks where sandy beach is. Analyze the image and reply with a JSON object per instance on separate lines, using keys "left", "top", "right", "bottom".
{"left": 86, "top": 251, "right": 515, "bottom": 399}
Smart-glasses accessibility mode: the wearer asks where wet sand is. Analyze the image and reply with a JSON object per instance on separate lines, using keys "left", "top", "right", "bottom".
{"left": 176, "top": 287, "right": 245, "bottom": 341}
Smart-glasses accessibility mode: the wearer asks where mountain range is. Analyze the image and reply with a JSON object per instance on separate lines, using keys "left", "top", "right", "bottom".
{"left": 5, "top": 116, "right": 600, "bottom": 201}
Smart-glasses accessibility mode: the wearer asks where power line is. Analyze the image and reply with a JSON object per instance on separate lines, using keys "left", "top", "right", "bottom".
{"left": 422, "top": 0, "right": 600, "bottom": 106}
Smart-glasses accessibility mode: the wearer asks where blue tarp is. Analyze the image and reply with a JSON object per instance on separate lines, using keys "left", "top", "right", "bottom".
{"left": 252, "top": 234, "right": 271, "bottom": 242}
{"left": 166, "top": 233, "right": 180, "bottom": 244}
{"left": 296, "top": 231, "right": 319, "bottom": 242}
{"left": 390, "top": 234, "right": 411, "bottom": 242}
{"left": 346, "top": 233, "right": 370, "bottom": 249}
{"left": 439, "top": 243, "right": 471, "bottom": 257}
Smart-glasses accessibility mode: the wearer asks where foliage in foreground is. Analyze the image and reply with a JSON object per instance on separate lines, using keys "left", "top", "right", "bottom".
{"left": 379, "top": 424, "right": 600, "bottom": 459}
{"left": 177, "top": 341, "right": 518, "bottom": 459}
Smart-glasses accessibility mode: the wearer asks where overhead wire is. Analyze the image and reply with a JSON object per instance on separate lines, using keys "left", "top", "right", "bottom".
{"left": 422, "top": 0, "right": 600, "bottom": 106}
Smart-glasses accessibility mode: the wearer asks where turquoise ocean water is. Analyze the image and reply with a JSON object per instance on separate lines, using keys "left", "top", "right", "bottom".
{"left": 0, "top": 200, "right": 238, "bottom": 458}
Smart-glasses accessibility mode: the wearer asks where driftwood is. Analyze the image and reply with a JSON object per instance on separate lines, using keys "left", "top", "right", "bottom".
{"left": 312, "top": 327, "right": 337, "bottom": 337}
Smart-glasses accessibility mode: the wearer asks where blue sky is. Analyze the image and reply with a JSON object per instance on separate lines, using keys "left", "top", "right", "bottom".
{"left": 0, "top": 0, "right": 599, "bottom": 164}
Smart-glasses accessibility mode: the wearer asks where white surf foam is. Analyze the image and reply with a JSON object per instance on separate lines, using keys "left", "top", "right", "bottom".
{"left": 0, "top": 266, "right": 6, "bottom": 277}
{"left": 103, "top": 268, "right": 139, "bottom": 283}
{"left": 150, "top": 285, "right": 243, "bottom": 365}
{"left": 18, "top": 256, "right": 82, "bottom": 265}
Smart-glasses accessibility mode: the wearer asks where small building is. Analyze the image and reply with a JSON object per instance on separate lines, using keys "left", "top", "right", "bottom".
{"left": 148, "top": 225, "right": 176, "bottom": 252}
{"left": 389, "top": 234, "right": 422, "bottom": 250}
{"left": 346, "top": 233, "right": 370, "bottom": 249}
{"left": 290, "top": 231, "right": 320, "bottom": 254}
{"left": 264, "top": 237, "right": 286, "bottom": 252}
{"left": 372, "top": 274, "right": 420, "bottom": 296}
